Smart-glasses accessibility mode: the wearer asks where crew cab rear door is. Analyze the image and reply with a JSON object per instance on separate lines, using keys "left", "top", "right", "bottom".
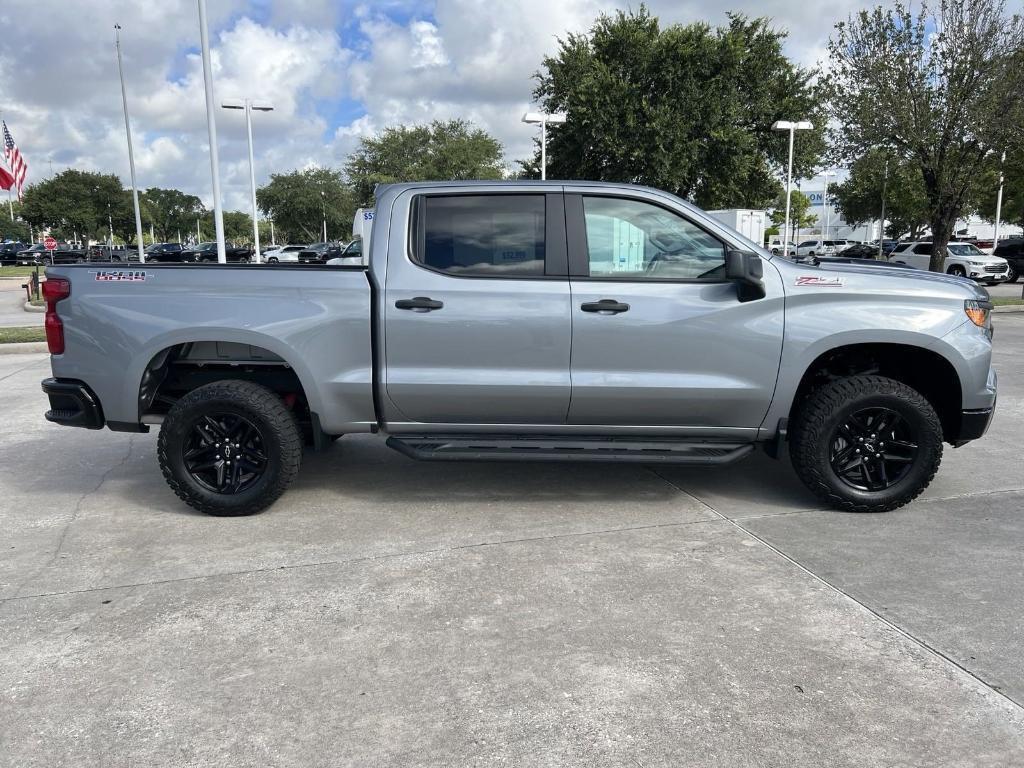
{"left": 381, "top": 188, "right": 572, "bottom": 425}
{"left": 563, "top": 189, "right": 784, "bottom": 435}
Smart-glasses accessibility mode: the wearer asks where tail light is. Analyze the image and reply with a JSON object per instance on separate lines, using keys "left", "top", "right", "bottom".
{"left": 42, "top": 278, "right": 70, "bottom": 354}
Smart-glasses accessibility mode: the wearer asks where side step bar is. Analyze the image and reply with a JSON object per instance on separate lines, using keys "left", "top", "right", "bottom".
{"left": 386, "top": 434, "right": 755, "bottom": 465}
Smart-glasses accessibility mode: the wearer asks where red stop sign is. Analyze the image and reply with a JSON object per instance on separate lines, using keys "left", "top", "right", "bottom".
{"left": 43, "top": 236, "right": 57, "bottom": 251}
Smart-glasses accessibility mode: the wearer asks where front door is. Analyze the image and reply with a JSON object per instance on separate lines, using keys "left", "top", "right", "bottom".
{"left": 564, "top": 191, "right": 784, "bottom": 434}
{"left": 383, "top": 190, "right": 572, "bottom": 426}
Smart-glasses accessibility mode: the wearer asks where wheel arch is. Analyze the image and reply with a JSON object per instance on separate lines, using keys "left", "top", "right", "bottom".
{"left": 131, "top": 331, "right": 323, "bottom": 424}
{"left": 787, "top": 341, "right": 963, "bottom": 443}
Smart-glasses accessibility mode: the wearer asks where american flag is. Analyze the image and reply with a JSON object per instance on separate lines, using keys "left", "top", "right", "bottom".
{"left": 3, "top": 121, "right": 27, "bottom": 200}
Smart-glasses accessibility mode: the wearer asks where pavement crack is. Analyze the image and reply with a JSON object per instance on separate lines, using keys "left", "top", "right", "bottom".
{"left": 5, "top": 437, "right": 136, "bottom": 602}
{"left": 3, "top": 514, "right": 728, "bottom": 603}
{"left": 646, "top": 466, "right": 1024, "bottom": 715}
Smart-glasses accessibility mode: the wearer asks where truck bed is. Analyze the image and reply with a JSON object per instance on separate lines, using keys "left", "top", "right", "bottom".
{"left": 45, "top": 263, "right": 377, "bottom": 435}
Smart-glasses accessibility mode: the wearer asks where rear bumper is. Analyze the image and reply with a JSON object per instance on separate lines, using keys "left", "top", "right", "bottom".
{"left": 41, "top": 378, "right": 104, "bottom": 430}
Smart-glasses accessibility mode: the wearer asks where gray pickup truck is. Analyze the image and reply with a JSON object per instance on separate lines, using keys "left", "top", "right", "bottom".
{"left": 40, "top": 181, "right": 996, "bottom": 516}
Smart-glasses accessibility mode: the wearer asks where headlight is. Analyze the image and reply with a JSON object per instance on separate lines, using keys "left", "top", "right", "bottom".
{"left": 968, "top": 261, "right": 985, "bottom": 266}
{"left": 964, "top": 299, "right": 992, "bottom": 328}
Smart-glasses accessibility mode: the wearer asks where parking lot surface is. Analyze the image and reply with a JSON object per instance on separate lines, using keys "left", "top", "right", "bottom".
{"left": 1, "top": 318, "right": 1023, "bottom": 766}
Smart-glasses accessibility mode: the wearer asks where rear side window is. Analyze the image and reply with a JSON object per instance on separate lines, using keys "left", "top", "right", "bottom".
{"left": 912, "top": 244, "right": 932, "bottom": 255}
{"left": 415, "top": 195, "right": 545, "bottom": 276}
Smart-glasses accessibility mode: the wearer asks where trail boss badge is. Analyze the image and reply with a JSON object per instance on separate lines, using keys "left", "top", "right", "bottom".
{"left": 795, "top": 275, "right": 844, "bottom": 287}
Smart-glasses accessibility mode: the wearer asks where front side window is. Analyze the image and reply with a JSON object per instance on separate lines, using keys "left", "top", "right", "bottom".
{"left": 582, "top": 196, "right": 725, "bottom": 280}
{"left": 416, "top": 195, "right": 545, "bottom": 276}
{"left": 798, "top": 240, "right": 816, "bottom": 248}
{"left": 948, "top": 243, "right": 982, "bottom": 256}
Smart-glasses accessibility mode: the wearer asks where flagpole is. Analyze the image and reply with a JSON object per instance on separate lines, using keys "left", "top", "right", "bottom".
{"left": 0, "top": 111, "right": 12, "bottom": 221}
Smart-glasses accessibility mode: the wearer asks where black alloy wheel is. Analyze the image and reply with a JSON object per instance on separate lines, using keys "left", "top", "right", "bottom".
{"left": 829, "top": 407, "right": 918, "bottom": 492}
{"left": 182, "top": 412, "right": 268, "bottom": 494}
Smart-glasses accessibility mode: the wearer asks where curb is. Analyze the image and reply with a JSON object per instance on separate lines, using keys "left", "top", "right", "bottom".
{"left": 993, "top": 305, "right": 1024, "bottom": 314}
{"left": 0, "top": 341, "right": 47, "bottom": 354}
{"left": 23, "top": 301, "right": 44, "bottom": 313}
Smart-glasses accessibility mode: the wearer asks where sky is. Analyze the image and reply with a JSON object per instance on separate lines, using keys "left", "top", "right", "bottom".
{"left": 0, "top": 0, "right": 877, "bottom": 212}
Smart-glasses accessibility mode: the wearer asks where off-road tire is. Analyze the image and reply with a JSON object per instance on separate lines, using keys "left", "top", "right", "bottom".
{"left": 789, "top": 375, "right": 943, "bottom": 513}
{"left": 158, "top": 380, "right": 302, "bottom": 516}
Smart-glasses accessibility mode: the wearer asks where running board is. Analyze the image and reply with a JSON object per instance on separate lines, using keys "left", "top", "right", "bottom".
{"left": 386, "top": 435, "right": 755, "bottom": 464}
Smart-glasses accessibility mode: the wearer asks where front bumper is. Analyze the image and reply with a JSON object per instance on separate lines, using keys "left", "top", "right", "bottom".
{"left": 41, "top": 378, "right": 104, "bottom": 430}
{"left": 952, "top": 404, "right": 995, "bottom": 446}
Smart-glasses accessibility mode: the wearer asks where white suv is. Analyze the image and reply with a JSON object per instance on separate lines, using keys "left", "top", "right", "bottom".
{"left": 888, "top": 241, "right": 1009, "bottom": 284}
{"left": 795, "top": 239, "right": 845, "bottom": 257}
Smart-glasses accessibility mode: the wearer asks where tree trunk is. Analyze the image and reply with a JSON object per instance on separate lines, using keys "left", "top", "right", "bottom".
{"left": 929, "top": 207, "right": 956, "bottom": 273}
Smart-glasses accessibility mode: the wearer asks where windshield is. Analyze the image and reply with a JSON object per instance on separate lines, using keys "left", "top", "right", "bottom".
{"left": 948, "top": 243, "right": 983, "bottom": 256}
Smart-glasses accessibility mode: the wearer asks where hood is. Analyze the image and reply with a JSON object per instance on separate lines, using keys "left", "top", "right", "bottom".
{"left": 797, "top": 258, "right": 991, "bottom": 300}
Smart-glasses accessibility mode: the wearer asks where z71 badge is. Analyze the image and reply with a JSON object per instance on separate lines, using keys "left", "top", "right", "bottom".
{"left": 795, "top": 275, "right": 844, "bottom": 287}
{"left": 93, "top": 270, "right": 148, "bottom": 282}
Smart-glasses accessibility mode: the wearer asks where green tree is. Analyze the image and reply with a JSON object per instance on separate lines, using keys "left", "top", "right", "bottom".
{"left": 825, "top": 0, "right": 1024, "bottom": 271}
{"left": 770, "top": 191, "right": 817, "bottom": 243}
{"left": 199, "top": 210, "right": 255, "bottom": 244}
{"left": 830, "top": 151, "right": 930, "bottom": 239}
{"left": 345, "top": 120, "right": 504, "bottom": 204}
{"left": 532, "top": 7, "right": 825, "bottom": 208}
{"left": 141, "top": 188, "right": 205, "bottom": 242}
{"left": 257, "top": 167, "right": 355, "bottom": 244}
{"left": 975, "top": 151, "right": 1024, "bottom": 229}
{"left": 19, "top": 170, "right": 126, "bottom": 242}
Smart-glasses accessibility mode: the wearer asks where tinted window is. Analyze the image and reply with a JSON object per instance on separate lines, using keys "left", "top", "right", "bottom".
{"left": 798, "top": 241, "right": 816, "bottom": 247}
{"left": 582, "top": 196, "right": 725, "bottom": 280}
{"left": 912, "top": 244, "right": 932, "bottom": 255}
{"left": 418, "top": 195, "right": 545, "bottom": 276}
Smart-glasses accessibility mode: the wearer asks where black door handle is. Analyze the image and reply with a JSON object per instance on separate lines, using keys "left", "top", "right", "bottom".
{"left": 581, "top": 299, "right": 630, "bottom": 314}
{"left": 395, "top": 296, "right": 444, "bottom": 311}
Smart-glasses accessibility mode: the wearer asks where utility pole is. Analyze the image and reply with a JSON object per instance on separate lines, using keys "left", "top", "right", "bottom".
{"left": 994, "top": 151, "right": 1006, "bottom": 251}
{"left": 114, "top": 24, "right": 146, "bottom": 263}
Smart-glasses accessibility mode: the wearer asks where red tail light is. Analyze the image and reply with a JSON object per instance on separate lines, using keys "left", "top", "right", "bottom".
{"left": 42, "top": 278, "right": 70, "bottom": 354}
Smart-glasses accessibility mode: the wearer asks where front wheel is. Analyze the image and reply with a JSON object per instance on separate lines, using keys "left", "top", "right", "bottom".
{"left": 789, "top": 375, "right": 942, "bottom": 513}
{"left": 947, "top": 265, "right": 967, "bottom": 277}
{"left": 1006, "top": 264, "right": 1019, "bottom": 283}
{"left": 157, "top": 380, "right": 302, "bottom": 516}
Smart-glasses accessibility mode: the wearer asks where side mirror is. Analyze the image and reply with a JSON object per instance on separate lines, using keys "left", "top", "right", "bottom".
{"left": 725, "top": 250, "right": 766, "bottom": 302}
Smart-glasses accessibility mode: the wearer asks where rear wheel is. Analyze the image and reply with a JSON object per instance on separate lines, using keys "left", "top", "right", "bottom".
{"left": 790, "top": 375, "right": 942, "bottom": 513}
{"left": 158, "top": 380, "right": 302, "bottom": 516}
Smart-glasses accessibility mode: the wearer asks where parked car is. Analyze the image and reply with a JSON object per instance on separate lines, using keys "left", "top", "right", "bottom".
{"left": 263, "top": 244, "right": 306, "bottom": 263}
{"left": 992, "top": 237, "right": 1024, "bottom": 283}
{"left": 42, "top": 180, "right": 996, "bottom": 518}
{"left": 144, "top": 243, "right": 185, "bottom": 262}
{"left": 794, "top": 239, "right": 845, "bottom": 258}
{"left": 766, "top": 237, "right": 796, "bottom": 255}
{"left": 0, "top": 241, "right": 26, "bottom": 265}
{"left": 297, "top": 242, "right": 344, "bottom": 264}
{"left": 180, "top": 241, "right": 254, "bottom": 263}
{"left": 835, "top": 243, "right": 881, "bottom": 260}
{"left": 326, "top": 239, "right": 364, "bottom": 266}
{"left": 16, "top": 242, "right": 88, "bottom": 264}
{"left": 888, "top": 241, "right": 1009, "bottom": 284}
{"left": 87, "top": 244, "right": 136, "bottom": 262}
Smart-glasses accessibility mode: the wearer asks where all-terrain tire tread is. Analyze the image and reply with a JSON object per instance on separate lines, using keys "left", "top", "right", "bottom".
{"left": 157, "top": 380, "right": 302, "bottom": 516}
{"left": 789, "top": 375, "right": 943, "bottom": 513}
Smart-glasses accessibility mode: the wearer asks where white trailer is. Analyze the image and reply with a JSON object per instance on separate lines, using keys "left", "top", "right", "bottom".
{"left": 706, "top": 209, "right": 767, "bottom": 247}
{"left": 352, "top": 207, "right": 374, "bottom": 254}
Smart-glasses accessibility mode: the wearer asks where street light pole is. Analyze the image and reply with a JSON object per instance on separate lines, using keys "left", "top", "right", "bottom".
{"left": 994, "top": 151, "right": 1006, "bottom": 250}
{"left": 771, "top": 120, "right": 813, "bottom": 259}
{"left": 114, "top": 24, "right": 146, "bottom": 263}
{"left": 878, "top": 158, "right": 889, "bottom": 261}
{"left": 321, "top": 189, "right": 327, "bottom": 242}
{"left": 522, "top": 112, "right": 567, "bottom": 181}
{"left": 197, "top": 0, "right": 226, "bottom": 264}
{"left": 222, "top": 99, "right": 273, "bottom": 263}
{"left": 820, "top": 170, "right": 835, "bottom": 240}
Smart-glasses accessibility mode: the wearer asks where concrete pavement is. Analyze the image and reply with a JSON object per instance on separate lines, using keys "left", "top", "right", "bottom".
{"left": 0, "top": 278, "right": 43, "bottom": 328}
{"left": 2, "top": 318, "right": 1024, "bottom": 766}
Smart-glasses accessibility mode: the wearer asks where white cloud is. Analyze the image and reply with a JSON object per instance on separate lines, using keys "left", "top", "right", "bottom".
{"left": 0, "top": 0, "right": 873, "bottom": 214}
